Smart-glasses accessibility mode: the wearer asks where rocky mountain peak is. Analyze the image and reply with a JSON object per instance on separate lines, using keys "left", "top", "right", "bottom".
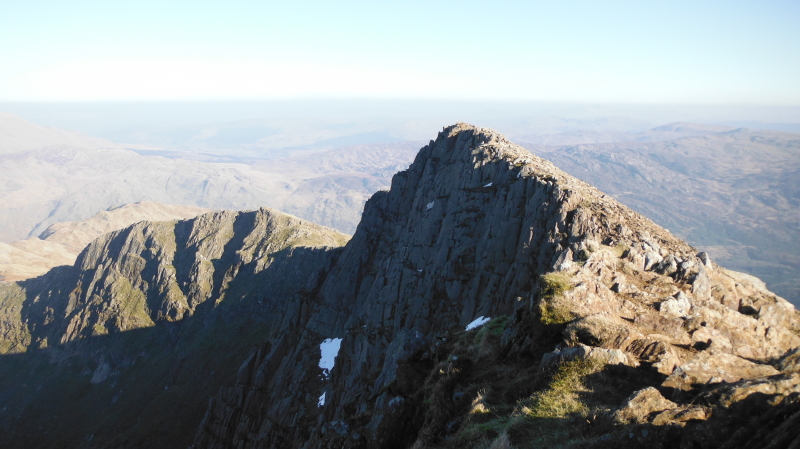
{"left": 0, "top": 124, "right": 798, "bottom": 448}
{"left": 194, "top": 124, "right": 800, "bottom": 448}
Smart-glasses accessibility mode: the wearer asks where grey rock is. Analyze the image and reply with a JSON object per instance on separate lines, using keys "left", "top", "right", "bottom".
{"left": 697, "top": 252, "right": 712, "bottom": 267}
{"left": 655, "top": 254, "right": 679, "bottom": 275}
{"left": 643, "top": 251, "right": 663, "bottom": 271}
{"left": 660, "top": 291, "right": 692, "bottom": 318}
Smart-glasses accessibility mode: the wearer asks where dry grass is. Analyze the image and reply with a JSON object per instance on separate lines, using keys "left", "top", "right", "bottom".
{"left": 517, "top": 358, "right": 603, "bottom": 419}
{"left": 471, "top": 389, "right": 491, "bottom": 415}
{"left": 611, "top": 243, "right": 630, "bottom": 258}
{"left": 538, "top": 273, "right": 576, "bottom": 325}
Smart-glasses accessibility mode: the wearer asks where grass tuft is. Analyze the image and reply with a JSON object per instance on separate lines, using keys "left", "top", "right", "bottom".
{"left": 539, "top": 274, "right": 574, "bottom": 301}
{"left": 518, "top": 358, "right": 602, "bottom": 419}
{"left": 537, "top": 274, "right": 575, "bottom": 325}
{"left": 473, "top": 316, "right": 509, "bottom": 344}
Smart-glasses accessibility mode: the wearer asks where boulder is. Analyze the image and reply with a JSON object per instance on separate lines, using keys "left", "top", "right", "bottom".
{"left": 662, "top": 351, "right": 780, "bottom": 391}
{"left": 612, "top": 387, "right": 678, "bottom": 424}
{"left": 659, "top": 291, "right": 691, "bottom": 318}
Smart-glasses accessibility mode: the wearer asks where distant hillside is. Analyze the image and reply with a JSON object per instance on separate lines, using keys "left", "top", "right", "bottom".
{"left": 529, "top": 127, "right": 800, "bottom": 303}
{"left": 0, "top": 112, "right": 114, "bottom": 155}
{"left": 0, "top": 202, "right": 210, "bottom": 282}
{"left": 38, "top": 202, "right": 212, "bottom": 251}
{"left": 0, "top": 141, "right": 420, "bottom": 244}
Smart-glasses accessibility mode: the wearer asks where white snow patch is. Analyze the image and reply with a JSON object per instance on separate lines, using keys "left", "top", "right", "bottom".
{"left": 465, "top": 316, "right": 490, "bottom": 331}
{"left": 318, "top": 392, "right": 326, "bottom": 407}
{"left": 484, "top": 182, "right": 492, "bottom": 187}
{"left": 319, "top": 338, "right": 342, "bottom": 378}
{"left": 426, "top": 201, "right": 434, "bottom": 210}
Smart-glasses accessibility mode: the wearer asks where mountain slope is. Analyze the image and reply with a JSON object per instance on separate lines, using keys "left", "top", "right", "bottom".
{"left": 532, "top": 127, "right": 800, "bottom": 303}
{"left": 0, "top": 112, "right": 115, "bottom": 155}
{"left": 0, "top": 124, "right": 797, "bottom": 448}
{"left": 0, "top": 208, "right": 348, "bottom": 448}
{"left": 195, "top": 124, "right": 800, "bottom": 448}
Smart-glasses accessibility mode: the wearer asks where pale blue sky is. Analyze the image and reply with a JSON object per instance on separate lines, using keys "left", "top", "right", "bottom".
{"left": 1, "top": 0, "right": 798, "bottom": 103}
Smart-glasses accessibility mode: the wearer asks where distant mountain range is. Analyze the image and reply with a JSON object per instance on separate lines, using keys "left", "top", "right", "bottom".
{"left": 0, "top": 116, "right": 420, "bottom": 242}
{"left": 527, "top": 125, "right": 800, "bottom": 303}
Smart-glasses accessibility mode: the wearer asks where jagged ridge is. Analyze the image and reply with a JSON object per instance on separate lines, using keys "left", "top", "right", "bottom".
{"left": 193, "top": 124, "right": 800, "bottom": 448}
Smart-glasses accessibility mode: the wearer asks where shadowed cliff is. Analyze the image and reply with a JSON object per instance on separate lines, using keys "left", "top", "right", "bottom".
{"left": 194, "top": 124, "right": 800, "bottom": 448}
{"left": 0, "top": 208, "right": 348, "bottom": 448}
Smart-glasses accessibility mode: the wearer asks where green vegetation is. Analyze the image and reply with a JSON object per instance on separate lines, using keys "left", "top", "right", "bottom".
{"left": 538, "top": 274, "right": 575, "bottom": 325}
{"left": 432, "top": 320, "right": 618, "bottom": 449}
{"left": 539, "top": 274, "right": 573, "bottom": 300}
{"left": 413, "top": 299, "right": 663, "bottom": 449}
{"left": 472, "top": 316, "right": 509, "bottom": 344}
{"left": 109, "top": 276, "right": 155, "bottom": 331}
{"left": 518, "top": 358, "right": 602, "bottom": 419}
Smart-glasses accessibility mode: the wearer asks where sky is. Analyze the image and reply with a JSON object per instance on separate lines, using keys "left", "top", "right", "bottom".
{"left": 1, "top": 0, "right": 799, "bottom": 104}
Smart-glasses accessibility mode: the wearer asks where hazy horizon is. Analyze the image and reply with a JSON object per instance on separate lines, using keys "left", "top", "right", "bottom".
{"left": 3, "top": 100, "right": 800, "bottom": 153}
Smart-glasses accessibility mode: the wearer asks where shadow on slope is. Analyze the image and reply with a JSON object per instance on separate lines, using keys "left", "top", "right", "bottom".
{"left": 0, "top": 244, "right": 338, "bottom": 449}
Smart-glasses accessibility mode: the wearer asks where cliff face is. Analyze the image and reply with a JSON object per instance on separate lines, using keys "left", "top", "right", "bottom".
{"left": 0, "top": 208, "right": 347, "bottom": 448}
{"left": 194, "top": 124, "right": 800, "bottom": 448}
{"left": 0, "top": 123, "right": 798, "bottom": 449}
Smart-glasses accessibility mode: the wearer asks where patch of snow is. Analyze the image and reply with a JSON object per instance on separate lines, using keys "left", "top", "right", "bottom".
{"left": 465, "top": 316, "right": 490, "bottom": 331}
{"left": 426, "top": 201, "right": 434, "bottom": 210}
{"left": 318, "top": 392, "right": 326, "bottom": 407}
{"left": 483, "top": 182, "right": 492, "bottom": 187}
{"left": 319, "top": 338, "right": 342, "bottom": 379}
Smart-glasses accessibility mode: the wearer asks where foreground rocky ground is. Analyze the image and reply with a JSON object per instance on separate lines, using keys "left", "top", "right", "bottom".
{"left": 0, "top": 123, "right": 797, "bottom": 448}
